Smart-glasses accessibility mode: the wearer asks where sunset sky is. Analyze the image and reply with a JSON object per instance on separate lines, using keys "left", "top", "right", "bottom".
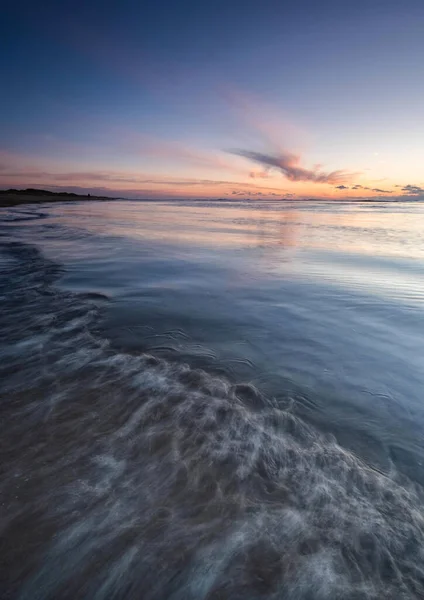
{"left": 1, "top": 0, "right": 424, "bottom": 200}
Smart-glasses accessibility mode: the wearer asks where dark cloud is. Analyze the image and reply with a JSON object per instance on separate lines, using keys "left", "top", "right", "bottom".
{"left": 371, "top": 188, "right": 392, "bottom": 193}
{"left": 335, "top": 185, "right": 349, "bottom": 190}
{"left": 401, "top": 184, "right": 424, "bottom": 195}
{"left": 229, "top": 149, "right": 353, "bottom": 185}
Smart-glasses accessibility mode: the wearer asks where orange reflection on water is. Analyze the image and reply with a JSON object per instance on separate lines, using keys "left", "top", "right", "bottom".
{"left": 58, "top": 201, "right": 301, "bottom": 252}
{"left": 56, "top": 199, "right": 424, "bottom": 261}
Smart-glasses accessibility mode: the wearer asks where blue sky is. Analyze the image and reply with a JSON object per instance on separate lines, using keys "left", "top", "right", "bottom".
{"left": 1, "top": 0, "right": 424, "bottom": 199}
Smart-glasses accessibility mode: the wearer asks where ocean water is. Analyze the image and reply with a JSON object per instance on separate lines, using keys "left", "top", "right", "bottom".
{"left": 1, "top": 199, "right": 424, "bottom": 599}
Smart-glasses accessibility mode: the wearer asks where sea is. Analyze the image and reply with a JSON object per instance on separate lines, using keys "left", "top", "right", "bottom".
{"left": 1, "top": 199, "right": 424, "bottom": 599}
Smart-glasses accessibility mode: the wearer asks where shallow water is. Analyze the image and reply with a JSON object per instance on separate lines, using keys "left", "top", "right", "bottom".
{"left": 1, "top": 199, "right": 424, "bottom": 599}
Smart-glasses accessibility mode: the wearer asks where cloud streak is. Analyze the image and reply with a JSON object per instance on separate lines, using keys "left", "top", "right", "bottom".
{"left": 123, "top": 134, "right": 247, "bottom": 176}
{"left": 0, "top": 158, "right": 292, "bottom": 199}
{"left": 229, "top": 149, "right": 354, "bottom": 185}
{"left": 0, "top": 167, "right": 279, "bottom": 190}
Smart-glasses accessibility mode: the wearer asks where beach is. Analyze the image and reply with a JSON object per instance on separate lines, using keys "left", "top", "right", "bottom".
{"left": 1, "top": 198, "right": 424, "bottom": 599}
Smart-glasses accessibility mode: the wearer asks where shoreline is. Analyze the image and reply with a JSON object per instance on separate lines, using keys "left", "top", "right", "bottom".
{"left": 0, "top": 192, "right": 117, "bottom": 208}
{"left": 1, "top": 191, "right": 421, "bottom": 207}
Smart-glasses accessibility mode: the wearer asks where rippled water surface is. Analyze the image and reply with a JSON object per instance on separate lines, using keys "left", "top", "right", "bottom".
{"left": 1, "top": 199, "right": 424, "bottom": 599}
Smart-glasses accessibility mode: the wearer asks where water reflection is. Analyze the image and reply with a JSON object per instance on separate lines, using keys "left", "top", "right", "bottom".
{"left": 50, "top": 199, "right": 424, "bottom": 260}
{"left": 248, "top": 208, "right": 299, "bottom": 252}
{"left": 2, "top": 200, "right": 424, "bottom": 598}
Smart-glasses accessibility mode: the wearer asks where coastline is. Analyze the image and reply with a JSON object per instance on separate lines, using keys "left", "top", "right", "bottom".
{"left": 0, "top": 190, "right": 117, "bottom": 208}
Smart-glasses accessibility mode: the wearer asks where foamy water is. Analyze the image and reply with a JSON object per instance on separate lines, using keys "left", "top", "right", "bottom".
{"left": 1, "top": 200, "right": 424, "bottom": 599}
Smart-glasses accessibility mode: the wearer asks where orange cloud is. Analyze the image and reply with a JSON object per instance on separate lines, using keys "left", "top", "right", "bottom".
{"left": 0, "top": 153, "right": 293, "bottom": 199}
{"left": 220, "top": 90, "right": 357, "bottom": 187}
{"left": 231, "top": 150, "right": 355, "bottom": 185}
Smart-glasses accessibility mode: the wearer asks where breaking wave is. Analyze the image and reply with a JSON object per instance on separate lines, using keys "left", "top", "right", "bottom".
{"left": 1, "top": 241, "right": 424, "bottom": 599}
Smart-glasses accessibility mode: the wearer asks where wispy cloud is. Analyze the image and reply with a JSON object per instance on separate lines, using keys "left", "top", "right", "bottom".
{"left": 122, "top": 134, "right": 246, "bottom": 175}
{"left": 0, "top": 169, "right": 145, "bottom": 185}
{"left": 229, "top": 149, "right": 354, "bottom": 185}
{"left": 223, "top": 88, "right": 310, "bottom": 152}
{"left": 222, "top": 91, "right": 358, "bottom": 188}
{"left": 371, "top": 188, "right": 393, "bottom": 193}
{"left": 0, "top": 167, "right": 278, "bottom": 190}
{"left": 0, "top": 155, "right": 291, "bottom": 199}
{"left": 335, "top": 185, "right": 349, "bottom": 190}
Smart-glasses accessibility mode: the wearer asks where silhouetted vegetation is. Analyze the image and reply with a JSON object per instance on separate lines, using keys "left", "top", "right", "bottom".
{"left": 0, "top": 188, "right": 115, "bottom": 207}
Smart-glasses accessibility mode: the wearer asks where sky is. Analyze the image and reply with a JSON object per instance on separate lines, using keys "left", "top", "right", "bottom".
{"left": 1, "top": 0, "right": 424, "bottom": 200}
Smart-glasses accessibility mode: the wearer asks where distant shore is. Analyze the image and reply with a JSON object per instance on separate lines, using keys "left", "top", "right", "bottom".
{"left": 0, "top": 189, "right": 117, "bottom": 208}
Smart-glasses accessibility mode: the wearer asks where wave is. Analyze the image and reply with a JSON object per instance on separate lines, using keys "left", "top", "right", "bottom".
{"left": 0, "top": 241, "right": 424, "bottom": 599}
